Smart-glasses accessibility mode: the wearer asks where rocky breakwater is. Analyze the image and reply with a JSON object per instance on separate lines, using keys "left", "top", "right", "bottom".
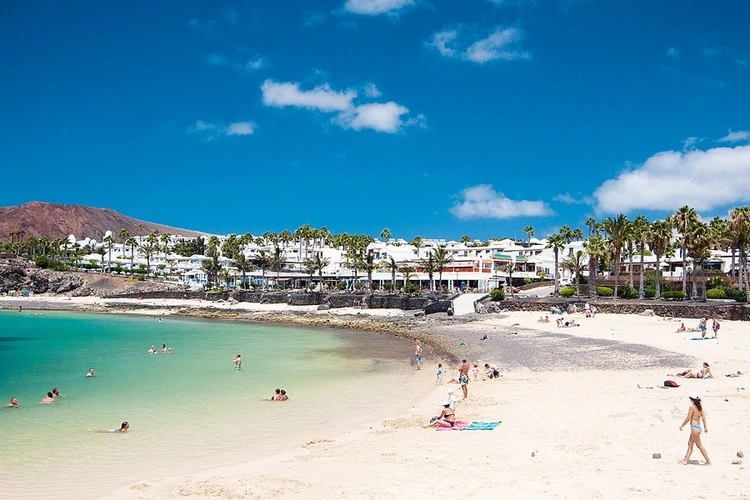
{"left": 0, "top": 258, "right": 85, "bottom": 295}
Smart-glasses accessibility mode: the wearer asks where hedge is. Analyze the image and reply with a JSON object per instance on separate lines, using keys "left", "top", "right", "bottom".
{"left": 644, "top": 288, "right": 656, "bottom": 298}
{"left": 559, "top": 286, "right": 576, "bottom": 298}
{"left": 596, "top": 286, "right": 614, "bottom": 297}
{"left": 705, "top": 288, "right": 726, "bottom": 299}
{"left": 617, "top": 285, "right": 638, "bottom": 299}
{"left": 723, "top": 287, "right": 747, "bottom": 303}
{"left": 490, "top": 289, "right": 505, "bottom": 301}
{"left": 661, "top": 291, "right": 686, "bottom": 300}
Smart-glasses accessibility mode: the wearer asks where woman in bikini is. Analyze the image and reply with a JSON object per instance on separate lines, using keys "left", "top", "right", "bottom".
{"left": 679, "top": 393, "right": 711, "bottom": 465}
{"left": 423, "top": 401, "right": 456, "bottom": 428}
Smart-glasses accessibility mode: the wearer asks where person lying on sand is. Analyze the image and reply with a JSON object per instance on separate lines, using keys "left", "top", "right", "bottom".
{"left": 557, "top": 319, "right": 580, "bottom": 328}
{"left": 671, "top": 363, "right": 713, "bottom": 379}
{"left": 422, "top": 401, "right": 456, "bottom": 428}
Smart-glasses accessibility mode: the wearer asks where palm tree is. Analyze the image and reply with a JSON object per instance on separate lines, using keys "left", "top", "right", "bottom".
{"left": 385, "top": 256, "right": 398, "bottom": 292}
{"left": 631, "top": 215, "right": 650, "bottom": 298}
{"left": 310, "top": 254, "right": 330, "bottom": 290}
{"left": 270, "top": 244, "right": 285, "bottom": 288}
{"left": 202, "top": 251, "right": 221, "bottom": 289}
{"left": 118, "top": 228, "right": 129, "bottom": 245}
{"left": 160, "top": 233, "right": 172, "bottom": 262}
{"left": 432, "top": 246, "right": 451, "bottom": 292}
{"left": 583, "top": 235, "right": 606, "bottom": 297}
{"left": 95, "top": 246, "right": 106, "bottom": 272}
{"left": 103, "top": 235, "right": 114, "bottom": 273}
{"left": 410, "top": 236, "right": 423, "bottom": 259}
{"left": 546, "top": 233, "right": 566, "bottom": 296}
{"left": 399, "top": 263, "right": 416, "bottom": 291}
{"left": 460, "top": 235, "right": 471, "bottom": 245}
{"left": 252, "top": 250, "right": 271, "bottom": 285}
{"left": 603, "top": 214, "right": 629, "bottom": 299}
{"left": 140, "top": 241, "right": 158, "bottom": 276}
{"left": 360, "top": 253, "right": 378, "bottom": 295}
{"left": 669, "top": 205, "right": 700, "bottom": 295}
{"left": 523, "top": 226, "right": 534, "bottom": 244}
{"left": 585, "top": 217, "right": 598, "bottom": 238}
{"left": 729, "top": 207, "right": 750, "bottom": 294}
{"left": 562, "top": 250, "right": 587, "bottom": 296}
{"left": 646, "top": 220, "right": 673, "bottom": 300}
{"left": 125, "top": 237, "right": 138, "bottom": 272}
{"left": 380, "top": 228, "right": 391, "bottom": 241}
{"left": 687, "top": 222, "right": 714, "bottom": 301}
{"left": 233, "top": 253, "right": 253, "bottom": 289}
{"left": 497, "top": 261, "right": 518, "bottom": 297}
{"left": 419, "top": 251, "right": 438, "bottom": 292}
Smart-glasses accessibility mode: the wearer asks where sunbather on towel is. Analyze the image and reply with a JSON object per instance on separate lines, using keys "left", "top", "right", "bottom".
{"left": 423, "top": 401, "right": 456, "bottom": 429}
{"left": 671, "top": 362, "right": 713, "bottom": 379}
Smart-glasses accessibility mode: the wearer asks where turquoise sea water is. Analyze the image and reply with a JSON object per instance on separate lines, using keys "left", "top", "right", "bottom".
{"left": 0, "top": 311, "right": 419, "bottom": 499}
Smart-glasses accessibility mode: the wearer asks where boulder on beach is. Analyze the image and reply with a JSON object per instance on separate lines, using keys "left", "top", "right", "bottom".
{"left": 639, "top": 309, "right": 655, "bottom": 317}
{"left": 317, "top": 304, "right": 330, "bottom": 311}
{"left": 566, "top": 304, "right": 578, "bottom": 314}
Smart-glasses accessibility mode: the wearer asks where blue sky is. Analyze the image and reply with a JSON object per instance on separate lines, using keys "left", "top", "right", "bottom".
{"left": 2, "top": 0, "right": 750, "bottom": 240}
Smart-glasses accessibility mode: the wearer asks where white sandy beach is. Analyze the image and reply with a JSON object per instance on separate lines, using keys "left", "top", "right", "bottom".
{"left": 87, "top": 308, "right": 750, "bottom": 500}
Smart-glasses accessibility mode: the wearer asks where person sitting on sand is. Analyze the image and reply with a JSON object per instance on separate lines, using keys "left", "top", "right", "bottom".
{"left": 423, "top": 401, "right": 456, "bottom": 428}
{"left": 679, "top": 393, "right": 710, "bottom": 465}
{"left": 41, "top": 392, "right": 56, "bottom": 404}
{"left": 6, "top": 397, "right": 19, "bottom": 408}
{"left": 93, "top": 421, "right": 130, "bottom": 433}
{"left": 86, "top": 368, "right": 95, "bottom": 377}
{"left": 676, "top": 322, "right": 686, "bottom": 333}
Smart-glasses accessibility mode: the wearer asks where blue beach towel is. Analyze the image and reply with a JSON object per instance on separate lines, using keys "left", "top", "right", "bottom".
{"left": 464, "top": 421, "right": 501, "bottom": 431}
{"left": 689, "top": 337, "right": 715, "bottom": 341}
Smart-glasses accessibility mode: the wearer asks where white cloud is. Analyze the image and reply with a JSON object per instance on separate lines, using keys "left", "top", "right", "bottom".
{"left": 261, "top": 79, "right": 422, "bottom": 134}
{"left": 189, "top": 121, "right": 217, "bottom": 133}
{"left": 552, "top": 193, "right": 589, "bottom": 205}
{"left": 734, "top": 58, "right": 748, "bottom": 68}
{"left": 205, "top": 53, "right": 228, "bottom": 66}
{"left": 681, "top": 136, "right": 698, "bottom": 150}
{"left": 718, "top": 129, "right": 750, "bottom": 143}
{"left": 304, "top": 11, "right": 327, "bottom": 26}
{"left": 450, "top": 185, "right": 553, "bottom": 219}
{"left": 428, "top": 30, "right": 458, "bottom": 58}
{"left": 235, "top": 58, "right": 264, "bottom": 72}
{"left": 343, "top": 0, "right": 415, "bottom": 15}
{"left": 593, "top": 145, "right": 750, "bottom": 213}
{"left": 337, "top": 102, "right": 409, "bottom": 133}
{"left": 666, "top": 46, "right": 680, "bottom": 59}
{"left": 226, "top": 122, "right": 255, "bottom": 136}
{"left": 261, "top": 80, "right": 356, "bottom": 112}
{"left": 189, "top": 120, "right": 255, "bottom": 139}
{"left": 363, "top": 83, "right": 382, "bottom": 98}
{"left": 428, "top": 27, "right": 530, "bottom": 63}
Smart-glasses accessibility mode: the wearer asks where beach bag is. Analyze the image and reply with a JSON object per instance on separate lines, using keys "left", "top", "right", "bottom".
{"left": 663, "top": 380, "right": 680, "bottom": 388}
{"left": 716, "top": 322, "right": 720, "bottom": 330}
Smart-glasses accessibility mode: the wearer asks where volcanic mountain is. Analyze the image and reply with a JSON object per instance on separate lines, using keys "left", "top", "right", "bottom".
{"left": 0, "top": 202, "right": 206, "bottom": 241}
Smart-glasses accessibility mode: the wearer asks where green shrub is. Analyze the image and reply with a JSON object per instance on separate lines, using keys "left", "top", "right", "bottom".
{"left": 402, "top": 283, "right": 420, "bottom": 294}
{"left": 723, "top": 287, "right": 747, "bottom": 303}
{"left": 490, "top": 288, "right": 505, "bottom": 301}
{"left": 34, "top": 255, "right": 50, "bottom": 268}
{"left": 705, "top": 288, "right": 726, "bottom": 299}
{"left": 596, "top": 286, "right": 614, "bottom": 297}
{"left": 337, "top": 280, "right": 347, "bottom": 291}
{"left": 644, "top": 288, "right": 655, "bottom": 298}
{"left": 705, "top": 275, "right": 724, "bottom": 290}
{"left": 661, "top": 291, "right": 686, "bottom": 300}
{"left": 617, "top": 285, "right": 638, "bottom": 299}
{"left": 383, "top": 282, "right": 393, "bottom": 291}
{"left": 559, "top": 286, "right": 576, "bottom": 298}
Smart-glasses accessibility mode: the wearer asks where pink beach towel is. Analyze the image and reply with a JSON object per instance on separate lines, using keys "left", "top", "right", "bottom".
{"left": 436, "top": 421, "right": 470, "bottom": 431}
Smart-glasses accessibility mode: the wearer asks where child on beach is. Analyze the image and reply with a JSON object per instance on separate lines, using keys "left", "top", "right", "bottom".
{"left": 712, "top": 319, "right": 720, "bottom": 338}
{"left": 435, "top": 364, "right": 443, "bottom": 385}
{"left": 472, "top": 363, "right": 480, "bottom": 381}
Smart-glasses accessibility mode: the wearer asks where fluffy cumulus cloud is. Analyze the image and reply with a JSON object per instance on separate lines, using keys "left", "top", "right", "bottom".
{"left": 343, "top": 0, "right": 414, "bottom": 15}
{"left": 261, "top": 79, "right": 421, "bottom": 134}
{"left": 428, "top": 27, "right": 530, "bottom": 63}
{"left": 450, "top": 185, "right": 554, "bottom": 219}
{"left": 719, "top": 129, "right": 750, "bottom": 143}
{"left": 261, "top": 80, "right": 355, "bottom": 112}
{"left": 189, "top": 120, "right": 254, "bottom": 139}
{"left": 593, "top": 145, "right": 750, "bottom": 213}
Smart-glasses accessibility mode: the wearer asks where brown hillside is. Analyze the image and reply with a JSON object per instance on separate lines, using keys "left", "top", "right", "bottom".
{"left": 0, "top": 201, "right": 206, "bottom": 241}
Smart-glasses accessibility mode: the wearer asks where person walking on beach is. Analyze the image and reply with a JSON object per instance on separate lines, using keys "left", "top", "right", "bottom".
{"left": 459, "top": 359, "right": 470, "bottom": 399}
{"left": 414, "top": 340, "right": 423, "bottom": 370}
{"left": 699, "top": 318, "right": 708, "bottom": 339}
{"left": 233, "top": 354, "right": 242, "bottom": 371}
{"left": 711, "top": 319, "right": 720, "bottom": 338}
{"left": 679, "top": 392, "right": 711, "bottom": 465}
{"left": 435, "top": 364, "right": 443, "bottom": 385}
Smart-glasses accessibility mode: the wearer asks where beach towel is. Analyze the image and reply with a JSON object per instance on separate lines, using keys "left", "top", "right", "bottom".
{"left": 689, "top": 337, "right": 715, "bottom": 341}
{"left": 436, "top": 421, "right": 470, "bottom": 431}
{"left": 550, "top": 307, "right": 563, "bottom": 315}
{"left": 464, "top": 421, "right": 501, "bottom": 431}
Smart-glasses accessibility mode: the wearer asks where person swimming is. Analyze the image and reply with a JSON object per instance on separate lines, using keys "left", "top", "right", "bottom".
{"left": 52, "top": 387, "right": 64, "bottom": 398}
{"left": 92, "top": 421, "right": 130, "bottom": 434}
{"left": 161, "top": 343, "right": 167, "bottom": 353}
{"left": 233, "top": 354, "right": 242, "bottom": 370}
{"left": 41, "top": 392, "right": 56, "bottom": 404}
{"left": 276, "top": 389, "right": 289, "bottom": 401}
{"left": 6, "top": 397, "right": 19, "bottom": 408}
{"left": 86, "top": 368, "right": 95, "bottom": 377}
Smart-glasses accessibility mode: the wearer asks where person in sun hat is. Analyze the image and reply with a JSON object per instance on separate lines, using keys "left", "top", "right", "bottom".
{"left": 422, "top": 400, "right": 456, "bottom": 428}
{"left": 679, "top": 392, "right": 711, "bottom": 465}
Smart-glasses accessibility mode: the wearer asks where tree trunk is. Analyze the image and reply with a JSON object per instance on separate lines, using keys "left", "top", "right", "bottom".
{"left": 628, "top": 243, "right": 634, "bottom": 288}
{"left": 655, "top": 252, "right": 662, "bottom": 299}
{"left": 681, "top": 244, "right": 687, "bottom": 293}
{"left": 553, "top": 249, "right": 560, "bottom": 296}
{"left": 588, "top": 256, "right": 596, "bottom": 297}
{"left": 614, "top": 250, "right": 621, "bottom": 300}
{"left": 638, "top": 245, "right": 645, "bottom": 299}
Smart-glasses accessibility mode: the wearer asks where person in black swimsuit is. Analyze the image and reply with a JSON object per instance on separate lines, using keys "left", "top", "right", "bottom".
{"left": 422, "top": 402, "right": 456, "bottom": 428}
